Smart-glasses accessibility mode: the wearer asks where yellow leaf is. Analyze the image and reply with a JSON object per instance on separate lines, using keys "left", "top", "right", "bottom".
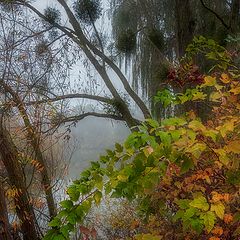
{"left": 213, "top": 149, "right": 229, "bottom": 165}
{"left": 210, "top": 92, "right": 222, "bottom": 102}
{"left": 135, "top": 234, "right": 163, "bottom": 240}
{"left": 94, "top": 191, "right": 102, "bottom": 205}
{"left": 220, "top": 73, "right": 230, "bottom": 83}
{"left": 117, "top": 174, "right": 128, "bottom": 182}
{"left": 215, "top": 84, "right": 223, "bottom": 91}
{"left": 210, "top": 202, "right": 225, "bottom": 219}
{"left": 204, "top": 130, "right": 218, "bottom": 142}
{"left": 224, "top": 140, "right": 240, "bottom": 154}
{"left": 188, "top": 120, "right": 206, "bottom": 132}
{"left": 203, "top": 76, "right": 216, "bottom": 86}
{"left": 192, "top": 91, "right": 207, "bottom": 100}
{"left": 186, "top": 143, "right": 206, "bottom": 158}
{"left": 216, "top": 119, "right": 235, "bottom": 137}
{"left": 229, "top": 86, "right": 240, "bottom": 95}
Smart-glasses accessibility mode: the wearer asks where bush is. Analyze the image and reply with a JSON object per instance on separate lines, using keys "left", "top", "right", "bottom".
{"left": 44, "top": 37, "right": 240, "bottom": 240}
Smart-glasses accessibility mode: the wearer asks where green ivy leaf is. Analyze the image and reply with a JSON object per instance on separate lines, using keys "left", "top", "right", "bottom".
{"left": 156, "top": 131, "right": 171, "bottom": 146}
{"left": 60, "top": 200, "right": 73, "bottom": 210}
{"left": 173, "top": 210, "right": 185, "bottom": 221}
{"left": 200, "top": 211, "right": 216, "bottom": 233}
{"left": 190, "top": 218, "right": 204, "bottom": 234}
{"left": 49, "top": 218, "right": 61, "bottom": 227}
{"left": 67, "top": 185, "right": 80, "bottom": 202}
{"left": 189, "top": 196, "right": 209, "bottom": 211}
{"left": 175, "top": 199, "right": 190, "bottom": 209}
{"left": 53, "top": 234, "right": 66, "bottom": 240}
{"left": 94, "top": 190, "right": 102, "bottom": 205}
{"left": 67, "top": 212, "right": 77, "bottom": 225}
{"left": 183, "top": 207, "right": 197, "bottom": 221}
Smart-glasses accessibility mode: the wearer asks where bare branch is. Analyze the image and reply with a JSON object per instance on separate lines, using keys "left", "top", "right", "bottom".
{"left": 25, "top": 94, "right": 113, "bottom": 105}
{"left": 20, "top": 0, "right": 151, "bottom": 119}
{"left": 199, "top": 0, "right": 230, "bottom": 30}
{"left": 60, "top": 112, "right": 125, "bottom": 123}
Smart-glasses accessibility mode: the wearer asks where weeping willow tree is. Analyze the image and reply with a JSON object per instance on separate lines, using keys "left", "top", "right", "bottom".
{"left": 110, "top": 0, "right": 239, "bottom": 117}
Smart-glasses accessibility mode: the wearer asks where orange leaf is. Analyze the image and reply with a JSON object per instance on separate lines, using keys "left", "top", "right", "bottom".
{"left": 223, "top": 214, "right": 233, "bottom": 224}
{"left": 211, "top": 192, "right": 223, "bottom": 203}
{"left": 212, "top": 226, "right": 223, "bottom": 236}
{"left": 222, "top": 194, "right": 230, "bottom": 203}
{"left": 209, "top": 237, "right": 220, "bottom": 240}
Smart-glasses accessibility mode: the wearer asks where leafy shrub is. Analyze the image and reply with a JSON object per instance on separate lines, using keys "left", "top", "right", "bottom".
{"left": 44, "top": 37, "right": 240, "bottom": 240}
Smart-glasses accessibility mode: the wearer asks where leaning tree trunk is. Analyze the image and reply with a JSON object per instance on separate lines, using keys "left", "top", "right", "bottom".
{"left": 0, "top": 181, "right": 12, "bottom": 240}
{"left": 14, "top": 102, "right": 56, "bottom": 218}
{"left": 0, "top": 126, "right": 39, "bottom": 240}
{"left": 2, "top": 82, "right": 56, "bottom": 219}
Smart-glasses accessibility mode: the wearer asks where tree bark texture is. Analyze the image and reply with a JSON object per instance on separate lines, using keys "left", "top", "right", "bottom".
{"left": 0, "top": 126, "right": 39, "bottom": 240}
{"left": 175, "top": 0, "right": 195, "bottom": 58}
{"left": 230, "top": 0, "right": 240, "bottom": 33}
{"left": 2, "top": 82, "right": 56, "bottom": 219}
{"left": 0, "top": 182, "right": 12, "bottom": 240}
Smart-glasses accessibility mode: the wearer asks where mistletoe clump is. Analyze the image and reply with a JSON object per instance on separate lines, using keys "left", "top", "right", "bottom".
{"left": 73, "top": 0, "right": 102, "bottom": 25}
{"left": 35, "top": 42, "right": 49, "bottom": 56}
{"left": 148, "top": 28, "right": 165, "bottom": 51}
{"left": 44, "top": 7, "right": 61, "bottom": 24}
{"left": 116, "top": 29, "right": 136, "bottom": 53}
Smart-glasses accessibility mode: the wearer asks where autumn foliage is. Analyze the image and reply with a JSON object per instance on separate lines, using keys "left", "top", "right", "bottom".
{"left": 44, "top": 37, "right": 240, "bottom": 240}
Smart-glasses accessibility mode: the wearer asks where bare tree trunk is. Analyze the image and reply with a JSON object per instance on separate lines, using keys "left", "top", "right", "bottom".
{"left": 230, "top": 0, "right": 240, "bottom": 33}
{"left": 0, "top": 126, "right": 39, "bottom": 240}
{"left": 175, "top": 0, "right": 195, "bottom": 57}
{"left": 0, "top": 182, "right": 12, "bottom": 240}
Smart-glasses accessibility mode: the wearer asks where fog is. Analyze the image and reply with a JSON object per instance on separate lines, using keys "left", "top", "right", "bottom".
{"left": 66, "top": 117, "right": 130, "bottom": 178}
